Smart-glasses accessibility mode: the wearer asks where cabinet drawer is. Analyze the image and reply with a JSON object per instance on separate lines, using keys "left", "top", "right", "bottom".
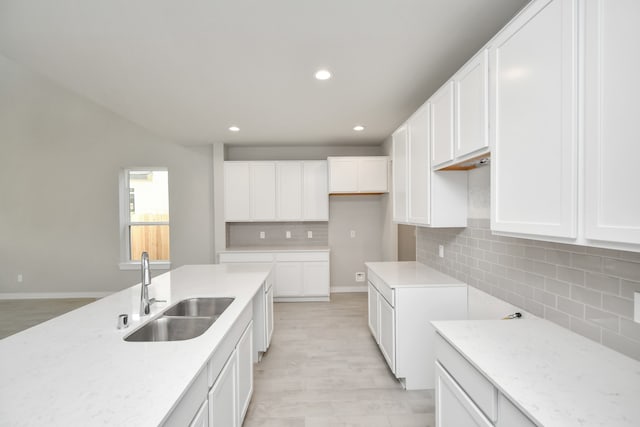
{"left": 496, "top": 393, "right": 536, "bottom": 427}
{"left": 275, "top": 251, "right": 329, "bottom": 262}
{"left": 435, "top": 333, "right": 497, "bottom": 422}
{"left": 219, "top": 252, "right": 275, "bottom": 263}
{"left": 367, "top": 269, "right": 394, "bottom": 306}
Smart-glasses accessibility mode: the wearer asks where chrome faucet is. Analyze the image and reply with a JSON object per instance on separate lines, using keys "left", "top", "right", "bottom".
{"left": 140, "top": 252, "right": 152, "bottom": 315}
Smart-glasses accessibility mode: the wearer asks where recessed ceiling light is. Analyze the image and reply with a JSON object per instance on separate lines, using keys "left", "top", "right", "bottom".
{"left": 353, "top": 125, "right": 365, "bottom": 132}
{"left": 229, "top": 126, "right": 240, "bottom": 132}
{"left": 315, "top": 69, "right": 332, "bottom": 80}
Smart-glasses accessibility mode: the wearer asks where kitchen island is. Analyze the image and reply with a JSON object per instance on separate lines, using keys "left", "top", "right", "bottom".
{"left": 0, "top": 263, "right": 272, "bottom": 426}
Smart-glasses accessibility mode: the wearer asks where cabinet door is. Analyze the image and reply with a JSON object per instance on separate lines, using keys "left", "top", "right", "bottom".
{"left": 430, "top": 81, "right": 455, "bottom": 167}
{"left": 209, "top": 351, "right": 238, "bottom": 427}
{"left": 367, "top": 282, "right": 379, "bottom": 343}
{"left": 303, "top": 262, "right": 329, "bottom": 296}
{"left": 224, "top": 162, "right": 251, "bottom": 221}
{"left": 392, "top": 125, "right": 409, "bottom": 223}
{"left": 328, "top": 158, "right": 358, "bottom": 193}
{"left": 455, "top": 49, "right": 489, "bottom": 158}
{"left": 407, "top": 105, "right": 430, "bottom": 225}
{"left": 358, "top": 157, "right": 388, "bottom": 193}
{"left": 251, "top": 162, "right": 277, "bottom": 221}
{"left": 189, "top": 400, "right": 209, "bottom": 427}
{"left": 302, "top": 161, "right": 329, "bottom": 221}
{"left": 276, "top": 162, "right": 302, "bottom": 220}
{"left": 378, "top": 296, "right": 396, "bottom": 373}
{"left": 274, "top": 262, "right": 303, "bottom": 296}
{"left": 237, "top": 322, "right": 253, "bottom": 423}
{"left": 495, "top": 393, "right": 536, "bottom": 427}
{"left": 490, "top": 0, "right": 578, "bottom": 238}
{"left": 435, "top": 362, "right": 493, "bottom": 427}
{"left": 265, "top": 284, "right": 274, "bottom": 347}
{"left": 584, "top": 0, "right": 640, "bottom": 245}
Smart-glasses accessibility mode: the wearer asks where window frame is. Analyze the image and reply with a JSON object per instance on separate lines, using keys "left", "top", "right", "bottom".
{"left": 118, "top": 167, "right": 171, "bottom": 271}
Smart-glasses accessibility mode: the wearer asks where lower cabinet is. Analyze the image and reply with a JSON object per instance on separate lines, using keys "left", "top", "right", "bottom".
{"left": 435, "top": 333, "right": 536, "bottom": 427}
{"left": 189, "top": 400, "right": 209, "bottom": 427}
{"left": 251, "top": 271, "right": 274, "bottom": 362}
{"left": 378, "top": 295, "right": 395, "bottom": 371}
{"left": 367, "top": 282, "right": 379, "bottom": 342}
{"left": 209, "top": 353, "right": 238, "bottom": 427}
{"left": 236, "top": 323, "right": 254, "bottom": 421}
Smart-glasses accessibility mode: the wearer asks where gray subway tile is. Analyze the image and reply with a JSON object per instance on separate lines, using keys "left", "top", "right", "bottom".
{"left": 570, "top": 317, "right": 602, "bottom": 343}
{"left": 557, "top": 297, "right": 585, "bottom": 318}
{"left": 620, "top": 279, "right": 640, "bottom": 300}
{"left": 523, "top": 272, "right": 545, "bottom": 289}
{"left": 533, "top": 288, "right": 556, "bottom": 307}
{"left": 603, "top": 258, "right": 640, "bottom": 282}
{"left": 524, "top": 246, "right": 546, "bottom": 261}
{"left": 571, "top": 253, "right": 603, "bottom": 273}
{"left": 585, "top": 273, "right": 620, "bottom": 295}
{"left": 545, "top": 307, "right": 571, "bottom": 329}
{"left": 513, "top": 283, "right": 534, "bottom": 300}
{"left": 602, "top": 295, "right": 634, "bottom": 319}
{"left": 602, "top": 331, "right": 640, "bottom": 361}
{"left": 620, "top": 318, "right": 640, "bottom": 342}
{"left": 545, "top": 249, "right": 571, "bottom": 266}
{"left": 557, "top": 266, "right": 585, "bottom": 285}
{"left": 545, "top": 278, "right": 571, "bottom": 298}
{"left": 585, "top": 306, "right": 619, "bottom": 332}
{"left": 523, "top": 299, "right": 545, "bottom": 318}
{"left": 531, "top": 261, "right": 557, "bottom": 278}
{"left": 571, "top": 285, "right": 602, "bottom": 308}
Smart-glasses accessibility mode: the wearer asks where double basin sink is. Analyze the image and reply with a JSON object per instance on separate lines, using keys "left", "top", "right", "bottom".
{"left": 124, "top": 297, "right": 234, "bottom": 342}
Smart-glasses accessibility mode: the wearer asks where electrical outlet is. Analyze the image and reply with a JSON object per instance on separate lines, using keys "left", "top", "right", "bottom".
{"left": 355, "top": 272, "right": 365, "bottom": 282}
{"left": 307, "top": 231, "right": 313, "bottom": 239}
{"left": 350, "top": 230, "right": 356, "bottom": 238}
{"left": 438, "top": 245, "right": 444, "bottom": 258}
{"left": 285, "top": 231, "right": 291, "bottom": 239}
{"left": 635, "top": 292, "right": 640, "bottom": 323}
{"left": 259, "top": 231, "right": 266, "bottom": 239}
{"left": 17, "top": 274, "right": 23, "bottom": 283}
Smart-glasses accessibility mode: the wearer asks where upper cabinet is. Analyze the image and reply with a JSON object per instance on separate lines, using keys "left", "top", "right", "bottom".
{"left": 490, "top": 0, "right": 578, "bottom": 239}
{"left": 328, "top": 156, "right": 389, "bottom": 194}
{"left": 392, "top": 103, "right": 467, "bottom": 228}
{"left": 224, "top": 161, "right": 328, "bottom": 222}
{"left": 429, "top": 82, "right": 455, "bottom": 167}
{"left": 583, "top": 0, "right": 640, "bottom": 247}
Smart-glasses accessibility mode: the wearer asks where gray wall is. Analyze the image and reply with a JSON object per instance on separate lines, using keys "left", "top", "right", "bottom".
{"left": 416, "top": 167, "right": 640, "bottom": 360}
{"left": 0, "top": 54, "right": 214, "bottom": 295}
{"left": 227, "top": 222, "right": 328, "bottom": 247}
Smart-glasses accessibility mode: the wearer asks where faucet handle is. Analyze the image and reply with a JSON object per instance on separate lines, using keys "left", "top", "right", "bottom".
{"left": 149, "top": 298, "right": 166, "bottom": 305}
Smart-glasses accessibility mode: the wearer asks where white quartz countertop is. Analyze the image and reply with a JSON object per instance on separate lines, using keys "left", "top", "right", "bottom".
{"left": 221, "top": 246, "right": 330, "bottom": 252}
{"left": 365, "top": 261, "right": 465, "bottom": 288}
{"left": 432, "top": 318, "right": 640, "bottom": 427}
{"left": 0, "top": 263, "right": 271, "bottom": 427}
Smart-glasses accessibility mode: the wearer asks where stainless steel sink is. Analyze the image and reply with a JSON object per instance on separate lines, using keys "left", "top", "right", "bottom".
{"left": 124, "top": 297, "right": 235, "bottom": 342}
{"left": 163, "top": 297, "right": 234, "bottom": 318}
{"left": 124, "top": 316, "right": 215, "bottom": 342}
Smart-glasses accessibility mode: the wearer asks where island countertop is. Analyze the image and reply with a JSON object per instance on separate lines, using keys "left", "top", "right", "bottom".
{"left": 0, "top": 263, "right": 271, "bottom": 427}
{"left": 432, "top": 318, "right": 640, "bottom": 427}
{"left": 365, "top": 261, "right": 466, "bottom": 288}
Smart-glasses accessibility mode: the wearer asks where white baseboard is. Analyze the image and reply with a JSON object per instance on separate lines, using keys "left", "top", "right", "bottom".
{"left": 331, "top": 285, "right": 367, "bottom": 293}
{"left": 0, "top": 292, "right": 112, "bottom": 300}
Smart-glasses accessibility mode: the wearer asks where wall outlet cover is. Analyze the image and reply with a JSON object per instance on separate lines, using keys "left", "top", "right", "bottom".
{"left": 438, "top": 245, "right": 444, "bottom": 258}
{"left": 355, "top": 272, "right": 365, "bottom": 282}
{"left": 285, "top": 231, "right": 291, "bottom": 239}
{"left": 307, "top": 231, "right": 313, "bottom": 239}
{"left": 259, "top": 231, "right": 266, "bottom": 239}
{"left": 350, "top": 230, "right": 356, "bottom": 238}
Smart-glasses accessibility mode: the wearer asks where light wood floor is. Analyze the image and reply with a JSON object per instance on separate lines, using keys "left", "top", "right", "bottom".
{"left": 244, "top": 293, "right": 435, "bottom": 427}
{"left": 0, "top": 298, "right": 96, "bottom": 339}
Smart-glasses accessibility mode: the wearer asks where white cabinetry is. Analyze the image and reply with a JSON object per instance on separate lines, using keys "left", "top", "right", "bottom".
{"left": 219, "top": 250, "right": 330, "bottom": 301}
{"left": 224, "top": 161, "right": 328, "bottom": 222}
{"left": 209, "top": 351, "right": 237, "bottom": 427}
{"left": 236, "top": 323, "right": 253, "bottom": 422}
{"left": 328, "top": 156, "right": 389, "bottom": 194}
{"left": 392, "top": 104, "right": 468, "bottom": 227}
{"left": 435, "top": 363, "right": 492, "bottom": 427}
{"left": 188, "top": 400, "right": 209, "bottom": 427}
{"left": 490, "top": 0, "right": 578, "bottom": 239}
{"left": 583, "top": 0, "right": 640, "bottom": 247}
{"left": 455, "top": 49, "right": 489, "bottom": 160}
{"left": 366, "top": 262, "right": 467, "bottom": 390}
{"left": 430, "top": 81, "right": 455, "bottom": 167}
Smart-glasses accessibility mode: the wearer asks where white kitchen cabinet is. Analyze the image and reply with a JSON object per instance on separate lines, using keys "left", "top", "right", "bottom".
{"left": 209, "top": 350, "right": 238, "bottom": 427}
{"left": 236, "top": 322, "right": 253, "bottom": 422}
{"left": 302, "top": 161, "right": 329, "bottom": 220}
{"left": 224, "top": 162, "right": 251, "bottom": 221}
{"left": 490, "top": 0, "right": 578, "bottom": 239}
{"left": 430, "top": 81, "right": 455, "bottom": 168}
{"left": 455, "top": 49, "right": 489, "bottom": 160}
{"left": 435, "top": 362, "right": 493, "bottom": 427}
{"left": 189, "top": 400, "right": 209, "bottom": 427}
{"left": 276, "top": 162, "right": 302, "bottom": 220}
{"left": 328, "top": 156, "right": 389, "bottom": 194}
{"left": 392, "top": 104, "right": 468, "bottom": 228}
{"left": 265, "top": 283, "right": 274, "bottom": 345}
{"left": 366, "top": 262, "right": 467, "bottom": 390}
{"left": 392, "top": 125, "right": 409, "bottom": 223}
{"left": 224, "top": 161, "right": 328, "bottom": 222}
{"left": 583, "top": 0, "right": 640, "bottom": 247}
{"left": 495, "top": 394, "right": 536, "bottom": 427}
{"left": 219, "top": 250, "right": 330, "bottom": 301}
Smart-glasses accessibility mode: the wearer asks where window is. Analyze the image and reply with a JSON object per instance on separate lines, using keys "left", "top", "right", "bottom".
{"left": 119, "top": 168, "right": 170, "bottom": 269}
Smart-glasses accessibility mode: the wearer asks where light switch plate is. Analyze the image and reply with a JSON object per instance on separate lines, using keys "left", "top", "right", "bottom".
{"left": 307, "top": 231, "right": 313, "bottom": 239}
{"left": 634, "top": 292, "right": 640, "bottom": 323}
{"left": 285, "top": 231, "right": 291, "bottom": 239}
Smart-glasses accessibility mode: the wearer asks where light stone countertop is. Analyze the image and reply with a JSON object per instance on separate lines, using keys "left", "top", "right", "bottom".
{"left": 0, "top": 263, "right": 271, "bottom": 427}
{"left": 365, "top": 261, "right": 466, "bottom": 288}
{"left": 432, "top": 318, "right": 640, "bottom": 427}
{"left": 221, "top": 246, "right": 330, "bottom": 252}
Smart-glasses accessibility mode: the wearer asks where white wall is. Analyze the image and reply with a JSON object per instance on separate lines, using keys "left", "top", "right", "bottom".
{"left": 0, "top": 54, "right": 214, "bottom": 295}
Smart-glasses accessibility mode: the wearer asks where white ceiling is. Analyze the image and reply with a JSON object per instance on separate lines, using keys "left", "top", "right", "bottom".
{"left": 0, "top": 0, "right": 529, "bottom": 146}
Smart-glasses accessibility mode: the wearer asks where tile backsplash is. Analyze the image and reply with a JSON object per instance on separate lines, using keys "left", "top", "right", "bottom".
{"left": 226, "top": 222, "right": 328, "bottom": 247}
{"left": 417, "top": 218, "right": 640, "bottom": 361}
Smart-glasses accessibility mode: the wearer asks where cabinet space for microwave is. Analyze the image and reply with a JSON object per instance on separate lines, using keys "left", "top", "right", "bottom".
{"left": 328, "top": 156, "right": 389, "bottom": 194}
